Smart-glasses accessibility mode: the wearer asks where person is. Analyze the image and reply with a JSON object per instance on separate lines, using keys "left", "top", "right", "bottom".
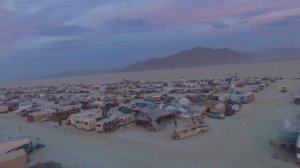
{"left": 36, "top": 137, "right": 40, "bottom": 149}
{"left": 174, "top": 120, "right": 177, "bottom": 129}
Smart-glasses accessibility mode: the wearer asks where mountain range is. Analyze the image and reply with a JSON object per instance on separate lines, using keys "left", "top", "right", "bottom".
{"left": 40, "top": 46, "right": 300, "bottom": 79}
{"left": 123, "top": 47, "right": 249, "bottom": 71}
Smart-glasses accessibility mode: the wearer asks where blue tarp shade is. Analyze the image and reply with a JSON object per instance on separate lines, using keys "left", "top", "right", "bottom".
{"left": 178, "top": 107, "right": 188, "bottom": 113}
{"left": 135, "top": 102, "right": 147, "bottom": 107}
{"left": 164, "top": 105, "right": 176, "bottom": 112}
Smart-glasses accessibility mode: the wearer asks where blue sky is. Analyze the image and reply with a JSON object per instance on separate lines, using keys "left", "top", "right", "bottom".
{"left": 0, "top": 0, "right": 300, "bottom": 82}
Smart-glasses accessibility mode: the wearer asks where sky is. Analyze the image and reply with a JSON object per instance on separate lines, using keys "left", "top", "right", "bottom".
{"left": 0, "top": 0, "right": 300, "bottom": 82}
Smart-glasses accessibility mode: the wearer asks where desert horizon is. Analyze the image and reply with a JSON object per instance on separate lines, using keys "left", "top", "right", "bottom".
{"left": 1, "top": 0, "right": 300, "bottom": 168}
{"left": 1, "top": 59, "right": 300, "bottom": 88}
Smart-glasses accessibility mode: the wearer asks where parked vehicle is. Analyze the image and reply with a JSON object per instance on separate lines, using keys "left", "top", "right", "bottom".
{"left": 239, "top": 92, "right": 254, "bottom": 104}
{"left": 236, "top": 90, "right": 245, "bottom": 94}
{"left": 96, "top": 117, "right": 119, "bottom": 132}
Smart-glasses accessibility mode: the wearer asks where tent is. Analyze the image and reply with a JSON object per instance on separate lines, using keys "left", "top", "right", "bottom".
{"left": 178, "top": 98, "right": 190, "bottom": 106}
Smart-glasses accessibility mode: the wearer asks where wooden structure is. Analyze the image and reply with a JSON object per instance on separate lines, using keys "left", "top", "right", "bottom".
{"left": 172, "top": 120, "right": 208, "bottom": 140}
{"left": 135, "top": 110, "right": 175, "bottom": 131}
{"left": 52, "top": 108, "right": 80, "bottom": 122}
{"left": 27, "top": 111, "right": 51, "bottom": 122}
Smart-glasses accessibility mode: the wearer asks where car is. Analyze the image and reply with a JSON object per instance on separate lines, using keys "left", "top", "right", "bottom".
{"left": 236, "top": 90, "right": 245, "bottom": 94}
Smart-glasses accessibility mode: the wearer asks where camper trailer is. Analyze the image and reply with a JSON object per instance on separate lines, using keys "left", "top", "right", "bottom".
{"left": 74, "top": 117, "right": 98, "bottom": 131}
{"left": 118, "top": 114, "right": 135, "bottom": 126}
{"left": 96, "top": 118, "right": 119, "bottom": 132}
{"left": 68, "top": 109, "right": 102, "bottom": 125}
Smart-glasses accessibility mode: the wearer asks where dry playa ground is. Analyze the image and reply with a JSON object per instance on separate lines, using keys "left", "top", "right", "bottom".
{"left": 1, "top": 60, "right": 300, "bottom": 168}
{"left": 1, "top": 59, "right": 300, "bottom": 87}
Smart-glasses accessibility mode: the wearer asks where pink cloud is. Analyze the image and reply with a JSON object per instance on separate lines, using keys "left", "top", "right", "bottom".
{"left": 139, "top": 0, "right": 299, "bottom": 30}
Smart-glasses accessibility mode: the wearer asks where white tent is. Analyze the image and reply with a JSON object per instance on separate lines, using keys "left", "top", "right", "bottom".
{"left": 179, "top": 98, "right": 190, "bottom": 106}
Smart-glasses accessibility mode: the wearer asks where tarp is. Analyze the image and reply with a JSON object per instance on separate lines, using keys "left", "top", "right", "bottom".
{"left": 164, "top": 105, "right": 176, "bottom": 112}
{"left": 178, "top": 107, "right": 188, "bottom": 113}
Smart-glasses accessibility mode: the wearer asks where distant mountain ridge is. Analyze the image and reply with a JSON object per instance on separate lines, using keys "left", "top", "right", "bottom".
{"left": 38, "top": 46, "right": 300, "bottom": 79}
{"left": 123, "top": 47, "right": 249, "bottom": 71}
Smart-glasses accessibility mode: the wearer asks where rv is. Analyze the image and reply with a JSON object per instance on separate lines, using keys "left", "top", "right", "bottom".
{"left": 118, "top": 114, "right": 135, "bottom": 126}
{"left": 96, "top": 117, "right": 119, "bottom": 132}
{"left": 68, "top": 109, "right": 102, "bottom": 125}
{"left": 74, "top": 117, "right": 98, "bottom": 131}
{"left": 239, "top": 92, "right": 254, "bottom": 104}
